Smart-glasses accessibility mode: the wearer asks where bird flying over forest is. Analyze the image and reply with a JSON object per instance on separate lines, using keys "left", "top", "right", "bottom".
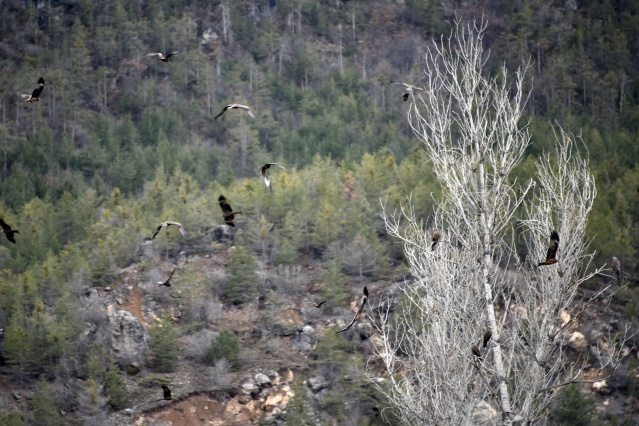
{"left": 218, "top": 195, "right": 242, "bottom": 226}
{"left": 22, "top": 77, "right": 45, "bottom": 103}
{"left": 393, "top": 82, "right": 425, "bottom": 101}
{"left": 260, "top": 163, "right": 288, "bottom": 192}
{"left": 152, "top": 221, "right": 187, "bottom": 240}
{"left": 159, "top": 384, "right": 172, "bottom": 400}
{"left": 158, "top": 267, "right": 178, "bottom": 287}
{"left": 214, "top": 103, "right": 256, "bottom": 120}
{"left": 314, "top": 301, "right": 327, "bottom": 308}
{"left": 337, "top": 286, "right": 368, "bottom": 333}
{"left": 0, "top": 218, "right": 19, "bottom": 244}
{"left": 431, "top": 228, "right": 441, "bottom": 251}
{"left": 612, "top": 257, "right": 621, "bottom": 281}
{"left": 146, "top": 51, "right": 180, "bottom": 62}
{"left": 483, "top": 329, "right": 492, "bottom": 348}
{"left": 537, "top": 230, "right": 559, "bottom": 266}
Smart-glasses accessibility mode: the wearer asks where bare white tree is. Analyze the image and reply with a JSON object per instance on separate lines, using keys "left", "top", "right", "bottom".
{"left": 370, "top": 20, "right": 632, "bottom": 425}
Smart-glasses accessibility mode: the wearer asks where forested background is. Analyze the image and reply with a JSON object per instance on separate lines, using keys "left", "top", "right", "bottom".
{"left": 0, "top": 0, "right": 639, "bottom": 424}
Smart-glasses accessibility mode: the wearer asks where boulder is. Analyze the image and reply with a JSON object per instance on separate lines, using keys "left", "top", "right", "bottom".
{"left": 255, "top": 373, "right": 272, "bottom": 387}
{"left": 294, "top": 325, "right": 318, "bottom": 353}
{"left": 107, "top": 310, "right": 150, "bottom": 367}
{"left": 568, "top": 331, "right": 588, "bottom": 352}
{"left": 241, "top": 380, "right": 258, "bottom": 396}
{"left": 308, "top": 375, "right": 329, "bottom": 393}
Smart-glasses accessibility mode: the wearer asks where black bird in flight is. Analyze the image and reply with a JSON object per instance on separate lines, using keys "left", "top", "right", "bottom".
{"left": 612, "top": 257, "right": 621, "bottom": 281}
{"left": 314, "top": 301, "right": 327, "bottom": 308}
{"left": 214, "top": 103, "right": 256, "bottom": 120}
{"left": 337, "top": 286, "right": 368, "bottom": 333}
{"left": 483, "top": 329, "right": 492, "bottom": 348}
{"left": 158, "top": 267, "right": 178, "bottom": 288}
{"left": 260, "top": 163, "right": 288, "bottom": 192}
{"left": 159, "top": 384, "right": 172, "bottom": 400}
{"left": 431, "top": 228, "right": 441, "bottom": 251}
{"left": 152, "top": 221, "right": 187, "bottom": 240}
{"left": 538, "top": 230, "right": 559, "bottom": 266}
{"left": 0, "top": 218, "right": 19, "bottom": 244}
{"left": 146, "top": 51, "right": 180, "bottom": 62}
{"left": 22, "top": 77, "right": 45, "bottom": 103}
{"left": 218, "top": 195, "right": 242, "bottom": 226}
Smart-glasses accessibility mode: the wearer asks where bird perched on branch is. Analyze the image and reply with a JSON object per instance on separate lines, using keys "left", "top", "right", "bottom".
{"left": 337, "top": 286, "right": 368, "bottom": 333}
{"left": 0, "top": 219, "right": 19, "bottom": 244}
{"left": 158, "top": 267, "right": 178, "bottom": 288}
{"left": 214, "top": 103, "right": 256, "bottom": 120}
{"left": 260, "top": 163, "right": 288, "bottom": 192}
{"left": 146, "top": 51, "right": 180, "bottom": 62}
{"left": 431, "top": 228, "right": 441, "bottom": 251}
{"left": 152, "top": 221, "right": 187, "bottom": 240}
{"left": 22, "top": 77, "right": 45, "bottom": 103}
{"left": 537, "top": 231, "right": 559, "bottom": 266}
{"left": 483, "top": 329, "right": 492, "bottom": 348}
{"left": 218, "top": 195, "right": 242, "bottom": 226}
{"left": 612, "top": 256, "right": 621, "bottom": 281}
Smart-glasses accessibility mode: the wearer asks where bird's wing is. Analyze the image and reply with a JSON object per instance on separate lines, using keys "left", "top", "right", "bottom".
{"left": 168, "top": 267, "right": 177, "bottom": 280}
{"left": 213, "top": 106, "right": 229, "bottom": 120}
{"left": 0, "top": 218, "right": 11, "bottom": 232}
{"left": 6, "top": 233, "right": 16, "bottom": 244}
{"left": 316, "top": 301, "right": 326, "bottom": 308}
{"left": 219, "top": 197, "right": 233, "bottom": 213}
{"left": 336, "top": 315, "right": 358, "bottom": 333}
{"left": 152, "top": 224, "right": 164, "bottom": 239}
{"left": 270, "top": 163, "right": 288, "bottom": 172}
{"left": 146, "top": 52, "right": 163, "bottom": 58}
{"left": 246, "top": 109, "right": 256, "bottom": 119}
{"left": 165, "top": 51, "right": 180, "bottom": 59}
{"left": 30, "top": 85, "right": 44, "bottom": 99}
{"left": 363, "top": 286, "right": 369, "bottom": 299}
{"left": 176, "top": 223, "right": 187, "bottom": 237}
{"left": 263, "top": 175, "right": 272, "bottom": 191}
{"left": 545, "top": 232, "right": 560, "bottom": 260}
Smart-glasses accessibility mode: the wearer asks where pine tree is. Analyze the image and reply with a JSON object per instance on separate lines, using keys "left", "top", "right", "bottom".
{"left": 104, "top": 363, "right": 128, "bottom": 410}
{"left": 225, "top": 240, "right": 260, "bottom": 306}
{"left": 149, "top": 321, "right": 179, "bottom": 373}
{"left": 207, "top": 329, "right": 241, "bottom": 370}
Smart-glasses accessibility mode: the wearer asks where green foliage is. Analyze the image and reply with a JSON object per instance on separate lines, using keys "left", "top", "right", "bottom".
{"left": 320, "top": 260, "right": 350, "bottom": 313}
{"left": 225, "top": 242, "right": 260, "bottom": 306}
{"left": 0, "top": 410, "right": 25, "bottom": 426}
{"left": 549, "top": 383, "right": 598, "bottom": 426}
{"left": 29, "top": 379, "right": 64, "bottom": 426}
{"left": 282, "top": 378, "right": 314, "bottom": 426}
{"left": 104, "top": 363, "right": 128, "bottom": 410}
{"left": 138, "top": 375, "right": 171, "bottom": 388}
{"left": 149, "top": 321, "right": 180, "bottom": 373}
{"left": 207, "top": 329, "right": 241, "bottom": 371}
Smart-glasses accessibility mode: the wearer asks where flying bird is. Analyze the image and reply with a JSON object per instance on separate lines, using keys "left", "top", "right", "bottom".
{"left": 218, "top": 195, "right": 242, "bottom": 226}
{"left": 158, "top": 267, "right": 178, "bottom": 287}
{"left": 0, "top": 218, "right": 19, "bottom": 244}
{"left": 214, "top": 103, "right": 256, "bottom": 120}
{"left": 612, "top": 257, "right": 621, "bottom": 281}
{"left": 152, "top": 221, "right": 187, "bottom": 240}
{"left": 431, "top": 228, "right": 441, "bottom": 251}
{"left": 537, "top": 231, "right": 559, "bottom": 266}
{"left": 159, "top": 384, "right": 172, "bottom": 401}
{"left": 314, "top": 301, "right": 327, "bottom": 308}
{"left": 337, "top": 286, "right": 368, "bottom": 333}
{"left": 22, "top": 77, "right": 45, "bottom": 103}
{"left": 146, "top": 51, "right": 180, "bottom": 62}
{"left": 393, "top": 82, "right": 425, "bottom": 101}
{"left": 260, "top": 163, "right": 288, "bottom": 192}
{"left": 483, "top": 329, "right": 492, "bottom": 348}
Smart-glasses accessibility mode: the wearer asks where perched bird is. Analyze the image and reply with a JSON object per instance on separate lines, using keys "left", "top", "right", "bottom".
{"left": 218, "top": 195, "right": 242, "bottom": 226}
{"left": 146, "top": 51, "right": 180, "bottom": 62}
{"left": 314, "top": 301, "right": 327, "bottom": 308}
{"left": 0, "top": 218, "right": 19, "bottom": 244}
{"left": 471, "top": 344, "right": 482, "bottom": 360}
{"left": 260, "top": 163, "right": 288, "bottom": 192}
{"left": 612, "top": 257, "right": 621, "bottom": 281}
{"left": 393, "top": 82, "right": 425, "bottom": 101}
{"left": 538, "top": 231, "right": 559, "bottom": 266}
{"left": 158, "top": 267, "right": 178, "bottom": 288}
{"left": 152, "top": 221, "right": 187, "bottom": 240}
{"left": 214, "top": 103, "right": 256, "bottom": 120}
{"left": 483, "top": 329, "right": 492, "bottom": 348}
{"left": 431, "top": 228, "right": 441, "bottom": 251}
{"left": 22, "top": 77, "right": 45, "bottom": 103}
{"left": 337, "top": 286, "right": 368, "bottom": 333}
{"left": 159, "top": 384, "right": 172, "bottom": 400}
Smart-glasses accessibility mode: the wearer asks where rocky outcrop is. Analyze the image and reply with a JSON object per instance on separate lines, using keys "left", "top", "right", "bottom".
{"left": 294, "top": 325, "right": 318, "bottom": 353}
{"left": 107, "top": 310, "right": 149, "bottom": 367}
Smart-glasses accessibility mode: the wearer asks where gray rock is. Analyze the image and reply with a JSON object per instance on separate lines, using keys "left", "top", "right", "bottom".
{"left": 124, "top": 408, "right": 134, "bottom": 416}
{"left": 107, "top": 310, "right": 150, "bottom": 367}
{"left": 293, "top": 325, "right": 318, "bottom": 353}
{"left": 241, "top": 380, "right": 258, "bottom": 395}
{"left": 308, "top": 375, "right": 329, "bottom": 393}
{"left": 255, "top": 373, "right": 272, "bottom": 387}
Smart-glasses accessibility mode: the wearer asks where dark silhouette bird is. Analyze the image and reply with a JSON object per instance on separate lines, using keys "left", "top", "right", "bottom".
{"left": 214, "top": 103, "right": 256, "bottom": 120}
{"left": 260, "top": 163, "right": 288, "bottom": 192}
{"left": 431, "top": 228, "right": 441, "bottom": 251}
{"left": 218, "top": 195, "right": 242, "bottom": 226}
{"left": 483, "top": 329, "right": 492, "bottom": 348}
{"left": 0, "top": 219, "right": 19, "bottom": 244}
{"left": 22, "top": 77, "right": 45, "bottom": 103}
{"left": 314, "top": 301, "right": 327, "bottom": 308}
{"left": 158, "top": 267, "right": 178, "bottom": 287}
{"left": 538, "top": 231, "right": 560, "bottom": 266}
{"left": 337, "top": 286, "right": 368, "bottom": 333}
{"left": 393, "top": 82, "right": 425, "bottom": 101}
{"left": 612, "top": 257, "right": 621, "bottom": 281}
{"left": 146, "top": 51, "right": 180, "bottom": 62}
{"left": 471, "top": 344, "right": 482, "bottom": 360}
{"left": 158, "top": 384, "right": 172, "bottom": 400}
{"left": 152, "top": 221, "right": 187, "bottom": 240}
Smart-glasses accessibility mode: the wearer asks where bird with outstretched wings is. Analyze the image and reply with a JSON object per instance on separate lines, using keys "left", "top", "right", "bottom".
{"left": 214, "top": 103, "right": 256, "bottom": 120}
{"left": 337, "top": 286, "right": 368, "bottom": 333}
{"left": 158, "top": 267, "right": 178, "bottom": 288}
{"left": 0, "top": 218, "right": 19, "bottom": 244}
{"left": 392, "top": 82, "right": 425, "bottom": 101}
{"left": 218, "top": 195, "right": 242, "bottom": 226}
{"left": 152, "top": 221, "right": 187, "bottom": 240}
{"left": 260, "top": 163, "right": 288, "bottom": 192}
{"left": 22, "top": 77, "right": 45, "bottom": 103}
{"left": 146, "top": 51, "right": 180, "bottom": 62}
{"left": 538, "top": 231, "right": 559, "bottom": 266}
